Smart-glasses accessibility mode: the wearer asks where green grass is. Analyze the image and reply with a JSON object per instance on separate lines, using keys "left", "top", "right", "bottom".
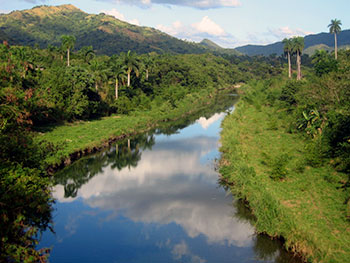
{"left": 219, "top": 85, "right": 350, "bottom": 262}
{"left": 34, "top": 89, "right": 228, "bottom": 167}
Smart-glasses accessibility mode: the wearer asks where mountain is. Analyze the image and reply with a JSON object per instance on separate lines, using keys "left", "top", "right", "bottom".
{"left": 199, "top": 39, "right": 222, "bottom": 50}
{"left": 0, "top": 4, "right": 210, "bottom": 55}
{"left": 199, "top": 38, "right": 241, "bottom": 55}
{"left": 235, "top": 29, "right": 350, "bottom": 56}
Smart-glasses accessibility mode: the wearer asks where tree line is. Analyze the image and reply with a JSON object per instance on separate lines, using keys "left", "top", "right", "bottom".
{"left": 282, "top": 19, "right": 342, "bottom": 80}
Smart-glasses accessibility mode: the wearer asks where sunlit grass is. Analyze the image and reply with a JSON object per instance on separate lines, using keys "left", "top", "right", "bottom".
{"left": 34, "top": 88, "right": 224, "bottom": 166}
{"left": 220, "top": 84, "right": 350, "bottom": 263}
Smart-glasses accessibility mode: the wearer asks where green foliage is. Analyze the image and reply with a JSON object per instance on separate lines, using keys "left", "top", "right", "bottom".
{"left": 328, "top": 19, "right": 342, "bottom": 35}
{"left": 279, "top": 80, "right": 302, "bottom": 107}
{"left": 0, "top": 164, "right": 53, "bottom": 262}
{"left": 262, "top": 153, "right": 290, "bottom": 180}
{"left": 220, "top": 80, "right": 350, "bottom": 263}
{"left": 311, "top": 50, "right": 338, "bottom": 76}
{"left": 40, "top": 65, "right": 104, "bottom": 120}
{"left": 322, "top": 111, "right": 350, "bottom": 172}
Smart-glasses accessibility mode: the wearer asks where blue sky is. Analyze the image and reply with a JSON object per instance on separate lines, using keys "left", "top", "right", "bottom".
{"left": 0, "top": 0, "right": 348, "bottom": 47}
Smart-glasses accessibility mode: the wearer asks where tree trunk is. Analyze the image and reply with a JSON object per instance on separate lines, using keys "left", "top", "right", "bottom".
{"left": 127, "top": 72, "right": 131, "bottom": 87}
{"left": 146, "top": 69, "right": 149, "bottom": 80}
{"left": 95, "top": 82, "right": 98, "bottom": 92}
{"left": 334, "top": 33, "right": 338, "bottom": 60}
{"left": 297, "top": 51, "right": 301, "bottom": 81}
{"left": 288, "top": 52, "right": 291, "bottom": 78}
{"left": 115, "top": 78, "right": 118, "bottom": 100}
{"left": 128, "top": 139, "right": 130, "bottom": 150}
{"left": 67, "top": 48, "right": 70, "bottom": 67}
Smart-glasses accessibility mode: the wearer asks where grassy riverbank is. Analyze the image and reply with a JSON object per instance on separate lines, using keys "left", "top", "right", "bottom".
{"left": 35, "top": 87, "right": 232, "bottom": 170}
{"left": 219, "top": 81, "right": 350, "bottom": 263}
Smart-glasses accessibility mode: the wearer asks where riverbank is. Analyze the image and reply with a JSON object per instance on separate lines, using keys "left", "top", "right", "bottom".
{"left": 35, "top": 86, "right": 236, "bottom": 173}
{"left": 219, "top": 81, "right": 350, "bottom": 263}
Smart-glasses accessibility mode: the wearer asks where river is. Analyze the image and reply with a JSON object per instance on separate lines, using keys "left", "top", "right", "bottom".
{"left": 39, "top": 96, "right": 301, "bottom": 263}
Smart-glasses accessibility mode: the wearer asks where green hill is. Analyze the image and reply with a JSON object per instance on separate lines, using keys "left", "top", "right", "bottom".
{"left": 304, "top": 44, "right": 350, "bottom": 56}
{"left": 0, "top": 4, "right": 210, "bottom": 55}
{"left": 199, "top": 38, "right": 241, "bottom": 55}
{"left": 199, "top": 38, "right": 222, "bottom": 49}
{"left": 235, "top": 29, "right": 350, "bottom": 56}
{"left": 303, "top": 44, "right": 333, "bottom": 56}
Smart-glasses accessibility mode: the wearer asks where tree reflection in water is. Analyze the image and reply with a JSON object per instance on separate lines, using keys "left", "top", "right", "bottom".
{"left": 54, "top": 93, "right": 236, "bottom": 199}
{"left": 54, "top": 133, "right": 155, "bottom": 198}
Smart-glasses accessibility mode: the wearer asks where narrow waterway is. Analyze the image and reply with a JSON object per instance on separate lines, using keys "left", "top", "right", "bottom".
{"left": 40, "top": 97, "right": 301, "bottom": 263}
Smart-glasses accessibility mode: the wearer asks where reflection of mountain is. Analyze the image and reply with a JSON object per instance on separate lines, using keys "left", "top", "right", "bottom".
{"left": 54, "top": 135, "right": 255, "bottom": 247}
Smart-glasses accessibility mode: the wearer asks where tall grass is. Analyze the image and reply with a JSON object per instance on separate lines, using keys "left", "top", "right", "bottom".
{"left": 219, "top": 81, "right": 350, "bottom": 263}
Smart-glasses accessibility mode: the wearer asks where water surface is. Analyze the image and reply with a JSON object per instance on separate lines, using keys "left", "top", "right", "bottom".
{"left": 40, "top": 98, "right": 301, "bottom": 263}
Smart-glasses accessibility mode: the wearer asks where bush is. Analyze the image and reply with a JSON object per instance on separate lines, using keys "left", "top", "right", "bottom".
{"left": 279, "top": 80, "right": 302, "bottom": 108}
{"left": 323, "top": 111, "right": 350, "bottom": 172}
{"left": 0, "top": 164, "right": 53, "bottom": 262}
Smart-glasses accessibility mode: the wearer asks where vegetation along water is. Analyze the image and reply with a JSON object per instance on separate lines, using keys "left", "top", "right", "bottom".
{"left": 0, "top": 5, "right": 349, "bottom": 262}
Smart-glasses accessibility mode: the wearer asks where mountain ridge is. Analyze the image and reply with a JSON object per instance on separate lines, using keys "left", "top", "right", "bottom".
{"left": 0, "top": 4, "right": 210, "bottom": 55}
{"left": 235, "top": 29, "right": 350, "bottom": 56}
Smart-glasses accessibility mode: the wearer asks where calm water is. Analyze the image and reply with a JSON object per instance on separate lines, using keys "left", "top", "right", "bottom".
{"left": 40, "top": 98, "right": 301, "bottom": 263}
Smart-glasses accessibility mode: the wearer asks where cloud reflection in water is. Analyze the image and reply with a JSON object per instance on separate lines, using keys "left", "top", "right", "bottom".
{"left": 53, "top": 134, "right": 255, "bottom": 248}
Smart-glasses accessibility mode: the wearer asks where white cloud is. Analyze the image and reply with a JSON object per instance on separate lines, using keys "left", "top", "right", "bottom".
{"left": 99, "top": 0, "right": 241, "bottom": 9}
{"left": 156, "top": 21, "right": 185, "bottom": 36}
{"left": 156, "top": 16, "right": 233, "bottom": 47}
{"left": 268, "top": 26, "right": 314, "bottom": 40}
{"left": 101, "top": 8, "right": 140, "bottom": 25}
{"left": 192, "top": 16, "right": 227, "bottom": 37}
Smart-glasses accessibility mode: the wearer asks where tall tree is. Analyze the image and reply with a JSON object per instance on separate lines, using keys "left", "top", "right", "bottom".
{"left": 142, "top": 54, "right": 155, "bottom": 81}
{"left": 113, "top": 63, "right": 127, "bottom": 100}
{"left": 79, "top": 46, "right": 95, "bottom": 63}
{"left": 328, "top": 19, "right": 342, "bottom": 60}
{"left": 89, "top": 58, "right": 109, "bottom": 92}
{"left": 122, "top": 50, "right": 139, "bottom": 87}
{"left": 61, "top": 35, "right": 76, "bottom": 67}
{"left": 282, "top": 38, "right": 293, "bottom": 78}
{"left": 292, "top": 37, "right": 305, "bottom": 81}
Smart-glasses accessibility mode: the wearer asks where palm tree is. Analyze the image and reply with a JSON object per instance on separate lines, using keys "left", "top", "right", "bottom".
{"left": 79, "top": 46, "right": 95, "bottom": 63}
{"left": 113, "top": 63, "right": 127, "bottom": 100}
{"left": 328, "top": 19, "right": 342, "bottom": 60}
{"left": 89, "top": 58, "right": 110, "bottom": 92}
{"left": 142, "top": 54, "right": 155, "bottom": 81}
{"left": 282, "top": 38, "right": 293, "bottom": 78}
{"left": 292, "top": 37, "right": 304, "bottom": 80}
{"left": 122, "top": 50, "right": 139, "bottom": 87}
{"left": 61, "top": 35, "right": 76, "bottom": 67}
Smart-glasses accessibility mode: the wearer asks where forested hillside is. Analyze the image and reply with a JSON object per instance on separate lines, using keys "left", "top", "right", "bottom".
{"left": 0, "top": 4, "right": 209, "bottom": 55}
